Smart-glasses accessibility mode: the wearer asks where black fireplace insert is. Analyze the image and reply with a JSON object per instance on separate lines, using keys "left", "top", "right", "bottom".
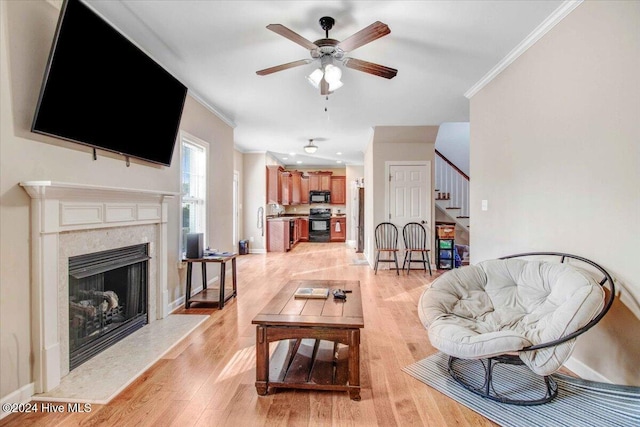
{"left": 68, "top": 244, "right": 149, "bottom": 370}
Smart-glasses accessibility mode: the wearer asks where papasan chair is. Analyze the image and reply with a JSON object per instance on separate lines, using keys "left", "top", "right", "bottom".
{"left": 418, "top": 252, "right": 615, "bottom": 405}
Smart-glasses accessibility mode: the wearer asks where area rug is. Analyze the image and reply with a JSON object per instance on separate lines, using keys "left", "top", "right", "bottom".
{"left": 32, "top": 314, "right": 208, "bottom": 404}
{"left": 403, "top": 352, "right": 640, "bottom": 427}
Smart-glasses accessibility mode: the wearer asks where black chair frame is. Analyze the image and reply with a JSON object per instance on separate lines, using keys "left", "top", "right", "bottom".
{"left": 447, "top": 252, "right": 615, "bottom": 405}
{"left": 402, "top": 222, "right": 432, "bottom": 276}
{"left": 374, "top": 222, "right": 399, "bottom": 275}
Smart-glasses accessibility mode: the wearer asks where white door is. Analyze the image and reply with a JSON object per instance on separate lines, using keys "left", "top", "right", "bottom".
{"left": 388, "top": 163, "right": 431, "bottom": 250}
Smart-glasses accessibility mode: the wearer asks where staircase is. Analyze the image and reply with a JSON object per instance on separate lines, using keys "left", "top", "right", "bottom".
{"left": 434, "top": 149, "right": 469, "bottom": 232}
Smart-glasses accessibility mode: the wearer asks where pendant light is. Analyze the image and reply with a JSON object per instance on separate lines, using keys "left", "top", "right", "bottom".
{"left": 303, "top": 139, "right": 318, "bottom": 154}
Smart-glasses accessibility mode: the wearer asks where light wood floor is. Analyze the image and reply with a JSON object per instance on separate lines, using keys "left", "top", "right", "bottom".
{"left": 3, "top": 243, "right": 496, "bottom": 427}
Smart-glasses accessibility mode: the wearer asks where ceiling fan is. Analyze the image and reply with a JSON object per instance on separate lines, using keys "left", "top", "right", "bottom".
{"left": 256, "top": 16, "right": 397, "bottom": 95}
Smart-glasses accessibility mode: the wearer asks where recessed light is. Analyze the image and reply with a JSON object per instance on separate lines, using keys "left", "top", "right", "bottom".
{"left": 289, "top": 152, "right": 296, "bottom": 156}
{"left": 336, "top": 160, "right": 342, "bottom": 164}
{"left": 336, "top": 152, "right": 342, "bottom": 155}
{"left": 282, "top": 157, "right": 288, "bottom": 160}
{"left": 296, "top": 160, "right": 302, "bottom": 164}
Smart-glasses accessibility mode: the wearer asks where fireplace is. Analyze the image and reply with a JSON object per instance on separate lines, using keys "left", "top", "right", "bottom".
{"left": 21, "top": 181, "right": 177, "bottom": 393}
{"left": 68, "top": 244, "right": 149, "bottom": 370}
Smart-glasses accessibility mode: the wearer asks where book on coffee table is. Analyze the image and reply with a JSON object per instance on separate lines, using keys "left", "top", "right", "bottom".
{"left": 294, "top": 287, "right": 330, "bottom": 299}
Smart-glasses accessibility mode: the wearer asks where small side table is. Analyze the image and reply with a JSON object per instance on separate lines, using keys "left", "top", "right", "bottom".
{"left": 183, "top": 253, "right": 238, "bottom": 309}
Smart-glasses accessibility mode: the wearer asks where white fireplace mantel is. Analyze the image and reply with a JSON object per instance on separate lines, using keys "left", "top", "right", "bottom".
{"left": 20, "top": 181, "right": 179, "bottom": 393}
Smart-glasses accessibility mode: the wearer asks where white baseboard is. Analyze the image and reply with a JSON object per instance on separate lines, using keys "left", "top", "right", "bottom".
{"left": 0, "top": 382, "right": 35, "bottom": 420}
{"left": 564, "top": 356, "right": 612, "bottom": 383}
{"left": 249, "top": 249, "right": 266, "bottom": 254}
{"left": 167, "top": 275, "right": 219, "bottom": 313}
{"left": 168, "top": 296, "right": 185, "bottom": 313}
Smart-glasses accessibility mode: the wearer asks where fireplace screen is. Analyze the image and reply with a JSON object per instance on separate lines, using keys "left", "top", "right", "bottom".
{"left": 68, "top": 244, "right": 149, "bottom": 370}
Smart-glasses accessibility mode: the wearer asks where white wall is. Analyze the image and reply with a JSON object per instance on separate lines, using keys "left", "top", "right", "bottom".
{"left": 469, "top": 0, "right": 639, "bottom": 385}
{"left": 435, "top": 122, "right": 470, "bottom": 176}
{"left": 242, "top": 153, "right": 268, "bottom": 252}
{"left": 234, "top": 150, "right": 244, "bottom": 244}
{"left": 0, "top": 0, "right": 235, "bottom": 399}
{"left": 346, "top": 165, "right": 364, "bottom": 244}
{"left": 364, "top": 126, "right": 439, "bottom": 265}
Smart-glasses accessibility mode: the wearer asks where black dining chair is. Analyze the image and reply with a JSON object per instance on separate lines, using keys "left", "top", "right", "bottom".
{"left": 402, "top": 222, "right": 432, "bottom": 275}
{"left": 374, "top": 222, "right": 400, "bottom": 275}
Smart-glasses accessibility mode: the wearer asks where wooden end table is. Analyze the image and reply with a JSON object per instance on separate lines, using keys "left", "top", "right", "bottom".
{"left": 252, "top": 279, "right": 364, "bottom": 400}
{"left": 183, "top": 253, "right": 237, "bottom": 309}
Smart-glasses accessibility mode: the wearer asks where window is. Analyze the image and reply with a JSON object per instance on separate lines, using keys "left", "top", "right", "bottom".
{"left": 180, "top": 133, "right": 208, "bottom": 255}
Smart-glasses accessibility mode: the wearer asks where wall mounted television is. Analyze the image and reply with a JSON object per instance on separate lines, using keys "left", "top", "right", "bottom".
{"left": 32, "top": 0, "right": 187, "bottom": 167}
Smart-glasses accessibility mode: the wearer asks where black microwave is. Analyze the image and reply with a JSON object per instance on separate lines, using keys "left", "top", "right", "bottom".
{"left": 309, "top": 191, "right": 331, "bottom": 204}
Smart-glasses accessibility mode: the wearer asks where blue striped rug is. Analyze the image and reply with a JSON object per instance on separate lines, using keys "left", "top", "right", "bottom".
{"left": 402, "top": 352, "right": 640, "bottom": 427}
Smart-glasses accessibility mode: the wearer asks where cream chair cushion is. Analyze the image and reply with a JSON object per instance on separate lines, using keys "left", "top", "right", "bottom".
{"left": 419, "top": 259, "right": 605, "bottom": 375}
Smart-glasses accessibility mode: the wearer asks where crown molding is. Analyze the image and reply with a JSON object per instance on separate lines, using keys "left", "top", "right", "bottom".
{"left": 187, "top": 91, "right": 236, "bottom": 129}
{"left": 45, "top": 0, "right": 63, "bottom": 10}
{"left": 464, "top": 0, "right": 583, "bottom": 99}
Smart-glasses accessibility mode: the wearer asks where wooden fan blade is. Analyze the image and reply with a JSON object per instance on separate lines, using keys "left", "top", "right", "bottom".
{"left": 256, "top": 59, "right": 312, "bottom": 76}
{"left": 337, "top": 21, "right": 390, "bottom": 52}
{"left": 343, "top": 58, "right": 397, "bottom": 79}
{"left": 266, "top": 24, "right": 318, "bottom": 50}
{"left": 320, "top": 78, "right": 330, "bottom": 95}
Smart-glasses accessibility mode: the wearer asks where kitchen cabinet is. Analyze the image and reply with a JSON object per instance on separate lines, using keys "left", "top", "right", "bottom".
{"left": 330, "top": 176, "right": 346, "bottom": 205}
{"left": 266, "top": 165, "right": 284, "bottom": 204}
{"left": 280, "top": 171, "right": 292, "bottom": 205}
{"left": 267, "top": 219, "right": 291, "bottom": 252}
{"left": 299, "top": 218, "right": 309, "bottom": 241}
{"left": 290, "top": 171, "right": 303, "bottom": 205}
{"left": 308, "top": 171, "right": 332, "bottom": 191}
{"left": 330, "top": 217, "right": 346, "bottom": 242}
{"left": 300, "top": 176, "right": 309, "bottom": 204}
{"left": 267, "top": 218, "right": 309, "bottom": 251}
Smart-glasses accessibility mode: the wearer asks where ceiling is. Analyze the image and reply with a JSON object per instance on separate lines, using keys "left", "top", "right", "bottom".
{"left": 84, "top": 0, "right": 563, "bottom": 167}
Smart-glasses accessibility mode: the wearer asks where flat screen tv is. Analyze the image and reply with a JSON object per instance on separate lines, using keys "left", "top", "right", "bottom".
{"left": 32, "top": 0, "right": 187, "bottom": 166}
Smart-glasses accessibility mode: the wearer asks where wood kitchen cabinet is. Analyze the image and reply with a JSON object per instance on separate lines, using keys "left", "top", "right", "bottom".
{"left": 267, "top": 218, "right": 309, "bottom": 251}
{"left": 330, "top": 217, "right": 346, "bottom": 242}
{"left": 300, "top": 176, "right": 309, "bottom": 204}
{"left": 290, "top": 171, "right": 303, "bottom": 205}
{"left": 299, "top": 217, "right": 309, "bottom": 241}
{"left": 330, "top": 176, "right": 346, "bottom": 205}
{"left": 280, "top": 171, "right": 292, "bottom": 205}
{"left": 308, "top": 171, "right": 332, "bottom": 191}
{"left": 267, "top": 219, "right": 291, "bottom": 252}
{"left": 266, "top": 165, "right": 284, "bottom": 204}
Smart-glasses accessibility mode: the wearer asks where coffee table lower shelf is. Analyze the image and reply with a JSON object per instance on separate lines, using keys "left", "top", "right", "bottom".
{"left": 252, "top": 279, "right": 364, "bottom": 401}
{"left": 258, "top": 338, "right": 359, "bottom": 400}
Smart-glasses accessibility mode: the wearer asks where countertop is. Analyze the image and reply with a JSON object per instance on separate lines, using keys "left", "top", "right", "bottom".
{"left": 266, "top": 215, "right": 307, "bottom": 221}
{"left": 267, "top": 214, "right": 347, "bottom": 221}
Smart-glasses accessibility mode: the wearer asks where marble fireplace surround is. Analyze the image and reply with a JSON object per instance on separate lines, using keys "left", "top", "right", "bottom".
{"left": 21, "top": 181, "right": 178, "bottom": 394}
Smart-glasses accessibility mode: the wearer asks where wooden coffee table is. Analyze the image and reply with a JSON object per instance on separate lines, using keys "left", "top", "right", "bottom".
{"left": 252, "top": 279, "right": 364, "bottom": 400}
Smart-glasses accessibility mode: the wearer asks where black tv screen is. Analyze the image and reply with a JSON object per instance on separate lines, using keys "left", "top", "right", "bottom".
{"left": 32, "top": 0, "right": 187, "bottom": 166}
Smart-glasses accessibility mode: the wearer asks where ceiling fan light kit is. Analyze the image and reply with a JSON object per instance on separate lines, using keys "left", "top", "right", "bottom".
{"left": 323, "top": 63, "right": 342, "bottom": 84}
{"left": 306, "top": 68, "right": 324, "bottom": 88}
{"left": 306, "top": 59, "right": 343, "bottom": 91}
{"left": 257, "top": 16, "right": 397, "bottom": 95}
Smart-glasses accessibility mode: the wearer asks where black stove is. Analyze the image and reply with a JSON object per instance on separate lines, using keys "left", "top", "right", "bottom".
{"left": 309, "top": 208, "right": 331, "bottom": 242}
{"left": 309, "top": 208, "right": 331, "bottom": 219}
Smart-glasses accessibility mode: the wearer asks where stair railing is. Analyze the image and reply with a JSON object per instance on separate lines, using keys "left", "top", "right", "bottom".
{"left": 435, "top": 149, "right": 469, "bottom": 217}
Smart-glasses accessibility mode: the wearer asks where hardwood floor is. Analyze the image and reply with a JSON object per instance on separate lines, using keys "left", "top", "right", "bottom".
{"left": 2, "top": 243, "right": 496, "bottom": 427}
